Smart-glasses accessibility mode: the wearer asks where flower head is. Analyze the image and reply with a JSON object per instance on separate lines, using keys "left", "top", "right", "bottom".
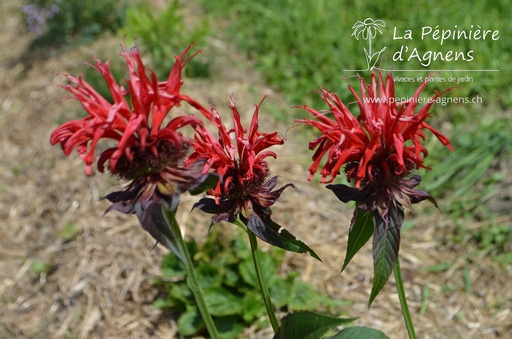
{"left": 50, "top": 45, "right": 214, "bottom": 245}
{"left": 297, "top": 69, "right": 454, "bottom": 251}
{"left": 298, "top": 71, "right": 453, "bottom": 191}
{"left": 298, "top": 70, "right": 454, "bottom": 301}
{"left": 189, "top": 96, "right": 319, "bottom": 259}
{"left": 188, "top": 95, "right": 289, "bottom": 221}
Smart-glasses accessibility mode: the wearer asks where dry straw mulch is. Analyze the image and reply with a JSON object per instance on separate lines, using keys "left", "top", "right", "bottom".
{"left": 1, "top": 1, "right": 511, "bottom": 338}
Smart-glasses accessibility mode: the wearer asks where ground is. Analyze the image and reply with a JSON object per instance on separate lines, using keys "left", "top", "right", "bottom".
{"left": 1, "top": 1, "right": 511, "bottom": 338}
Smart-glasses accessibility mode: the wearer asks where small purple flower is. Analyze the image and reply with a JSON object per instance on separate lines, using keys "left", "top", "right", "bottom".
{"left": 22, "top": 3, "right": 59, "bottom": 37}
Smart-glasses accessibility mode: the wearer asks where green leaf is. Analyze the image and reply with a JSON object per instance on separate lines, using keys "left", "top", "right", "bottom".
{"left": 341, "top": 208, "right": 374, "bottom": 272}
{"left": 152, "top": 298, "right": 171, "bottom": 309}
{"left": 169, "top": 283, "right": 193, "bottom": 304}
{"left": 274, "top": 311, "right": 356, "bottom": 339}
{"left": 269, "top": 275, "right": 295, "bottom": 308}
{"left": 239, "top": 252, "right": 277, "bottom": 288}
{"left": 196, "top": 264, "right": 223, "bottom": 290}
{"left": 160, "top": 252, "right": 186, "bottom": 279}
{"left": 177, "top": 306, "right": 203, "bottom": 336}
{"left": 231, "top": 236, "right": 251, "bottom": 260}
{"left": 203, "top": 287, "right": 243, "bottom": 316}
{"left": 289, "top": 280, "right": 319, "bottom": 310}
{"left": 214, "top": 315, "right": 246, "bottom": 339}
{"left": 242, "top": 291, "right": 266, "bottom": 322}
{"left": 369, "top": 205, "right": 404, "bottom": 307}
{"left": 325, "top": 326, "right": 389, "bottom": 339}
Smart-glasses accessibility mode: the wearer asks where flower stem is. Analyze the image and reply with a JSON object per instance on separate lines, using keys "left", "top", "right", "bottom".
{"left": 247, "top": 230, "right": 279, "bottom": 332}
{"left": 394, "top": 256, "right": 417, "bottom": 339}
{"left": 167, "top": 212, "right": 220, "bottom": 339}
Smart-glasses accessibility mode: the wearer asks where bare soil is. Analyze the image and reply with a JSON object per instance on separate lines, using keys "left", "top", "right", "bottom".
{"left": 1, "top": 1, "right": 511, "bottom": 338}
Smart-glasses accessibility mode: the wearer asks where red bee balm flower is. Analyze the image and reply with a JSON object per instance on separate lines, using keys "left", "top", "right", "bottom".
{"left": 50, "top": 45, "right": 216, "bottom": 247}
{"left": 298, "top": 71, "right": 453, "bottom": 214}
{"left": 297, "top": 71, "right": 454, "bottom": 303}
{"left": 188, "top": 96, "right": 319, "bottom": 259}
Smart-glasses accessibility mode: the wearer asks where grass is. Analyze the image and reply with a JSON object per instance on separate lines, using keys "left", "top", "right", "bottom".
{"left": 199, "top": 0, "right": 512, "bottom": 108}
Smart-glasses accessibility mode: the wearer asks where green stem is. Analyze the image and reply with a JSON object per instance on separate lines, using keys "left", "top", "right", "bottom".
{"left": 394, "top": 256, "right": 417, "bottom": 339}
{"left": 167, "top": 212, "right": 220, "bottom": 339}
{"left": 247, "top": 229, "right": 279, "bottom": 332}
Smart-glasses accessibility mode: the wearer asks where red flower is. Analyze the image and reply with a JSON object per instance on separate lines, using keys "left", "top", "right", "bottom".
{"left": 50, "top": 44, "right": 208, "bottom": 177}
{"left": 298, "top": 71, "right": 453, "bottom": 189}
{"left": 297, "top": 70, "right": 454, "bottom": 219}
{"left": 298, "top": 70, "right": 455, "bottom": 302}
{"left": 188, "top": 96, "right": 319, "bottom": 259}
{"left": 50, "top": 45, "right": 215, "bottom": 246}
{"left": 188, "top": 95, "right": 288, "bottom": 218}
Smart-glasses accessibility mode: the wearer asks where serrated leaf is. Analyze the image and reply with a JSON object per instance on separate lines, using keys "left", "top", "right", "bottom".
{"left": 160, "top": 252, "right": 186, "bottom": 279}
{"left": 239, "top": 252, "right": 276, "bottom": 288}
{"left": 369, "top": 205, "right": 404, "bottom": 307}
{"left": 242, "top": 291, "right": 266, "bottom": 322}
{"left": 214, "top": 315, "right": 246, "bottom": 339}
{"left": 203, "top": 287, "right": 243, "bottom": 316}
{"left": 195, "top": 264, "right": 223, "bottom": 290}
{"left": 169, "top": 283, "right": 193, "bottom": 303}
{"left": 325, "top": 326, "right": 389, "bottom": 339}
{"left": 269, "top": 275, "right": 294, "bottom": 308}
{"left": 273, "top": 311, "right": 356, "bottom": 339}
{"left": 341, "top": 208, "right": 374, "bottom": 272}
{"left": 289, "top": 280, "right": 318, "bottom": 310}
{"left": 243, "top": 212, "right": 321, "bottom": 261}
{"left": 177, "top": 306, "right": 203, "bottom": 336}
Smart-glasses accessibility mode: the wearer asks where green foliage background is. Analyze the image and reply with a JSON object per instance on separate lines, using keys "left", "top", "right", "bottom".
{"left": 200, "top": 0, "right": 511, "bottom": 107}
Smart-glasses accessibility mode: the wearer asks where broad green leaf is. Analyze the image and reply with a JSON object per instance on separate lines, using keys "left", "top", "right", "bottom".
{"left": 269, "top": 275, "right": 295, "bottom": 308}
{"left": 169, "top": 283, "right": 192, "bottom": 303}
{"left": 177, "top": 306, "right": 203, "bottom": 336}
{"left": 203, "top": 287, "right": 243, "bottom": 316}
{"left": 231, "top": 236, "right": 251, "bottom": 260}
{"left": 152, "top": 297, "right": 179, "bottom": 310}
{"left": 369, "top": 205, "right": 404, "bottom": 307}
{"left": 341, "top": 208, "right": 374, "bottom": 272}
{"left": 289, "top": 280, "right": 318, "bottom": 310}
{"left": 274, "top": 311, "right": 356, "bottom": 339}
{"left": 160, "top": 252, "right": 186, "bottom": 279}
{"left": 325, "top": 326, "right": 389, "bottom": 339}
{"left": 195, "top": 264, "right": 223, "bottom": 290}
{"left": 242, "top": 291, "right": 266, "bottom": 322}
{"left": 239, "top": 252, "right": 276, "bottom": 287}
{"left": 223, "top": 267, "right": 241, "bottom": 287}
{"left": 214, "top": 315, "right": 246, "bottom": 339}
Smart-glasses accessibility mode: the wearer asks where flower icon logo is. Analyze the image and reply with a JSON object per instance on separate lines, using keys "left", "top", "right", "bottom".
{"left": 352, "top": 18, "right": 386, "bottom": 70}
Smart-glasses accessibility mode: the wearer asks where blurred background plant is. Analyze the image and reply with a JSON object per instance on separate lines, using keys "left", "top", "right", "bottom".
{"left": 120, "top": 0, "right": 212, "bottom": 79}
{"left": 21, "top": 0, "right": 127, "bottom": 48}
{"left": 199, "top": 0, "right": 512, "bottom": 109}
{"left": 153, "top": 229, "right": 349, "bottom": 338}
